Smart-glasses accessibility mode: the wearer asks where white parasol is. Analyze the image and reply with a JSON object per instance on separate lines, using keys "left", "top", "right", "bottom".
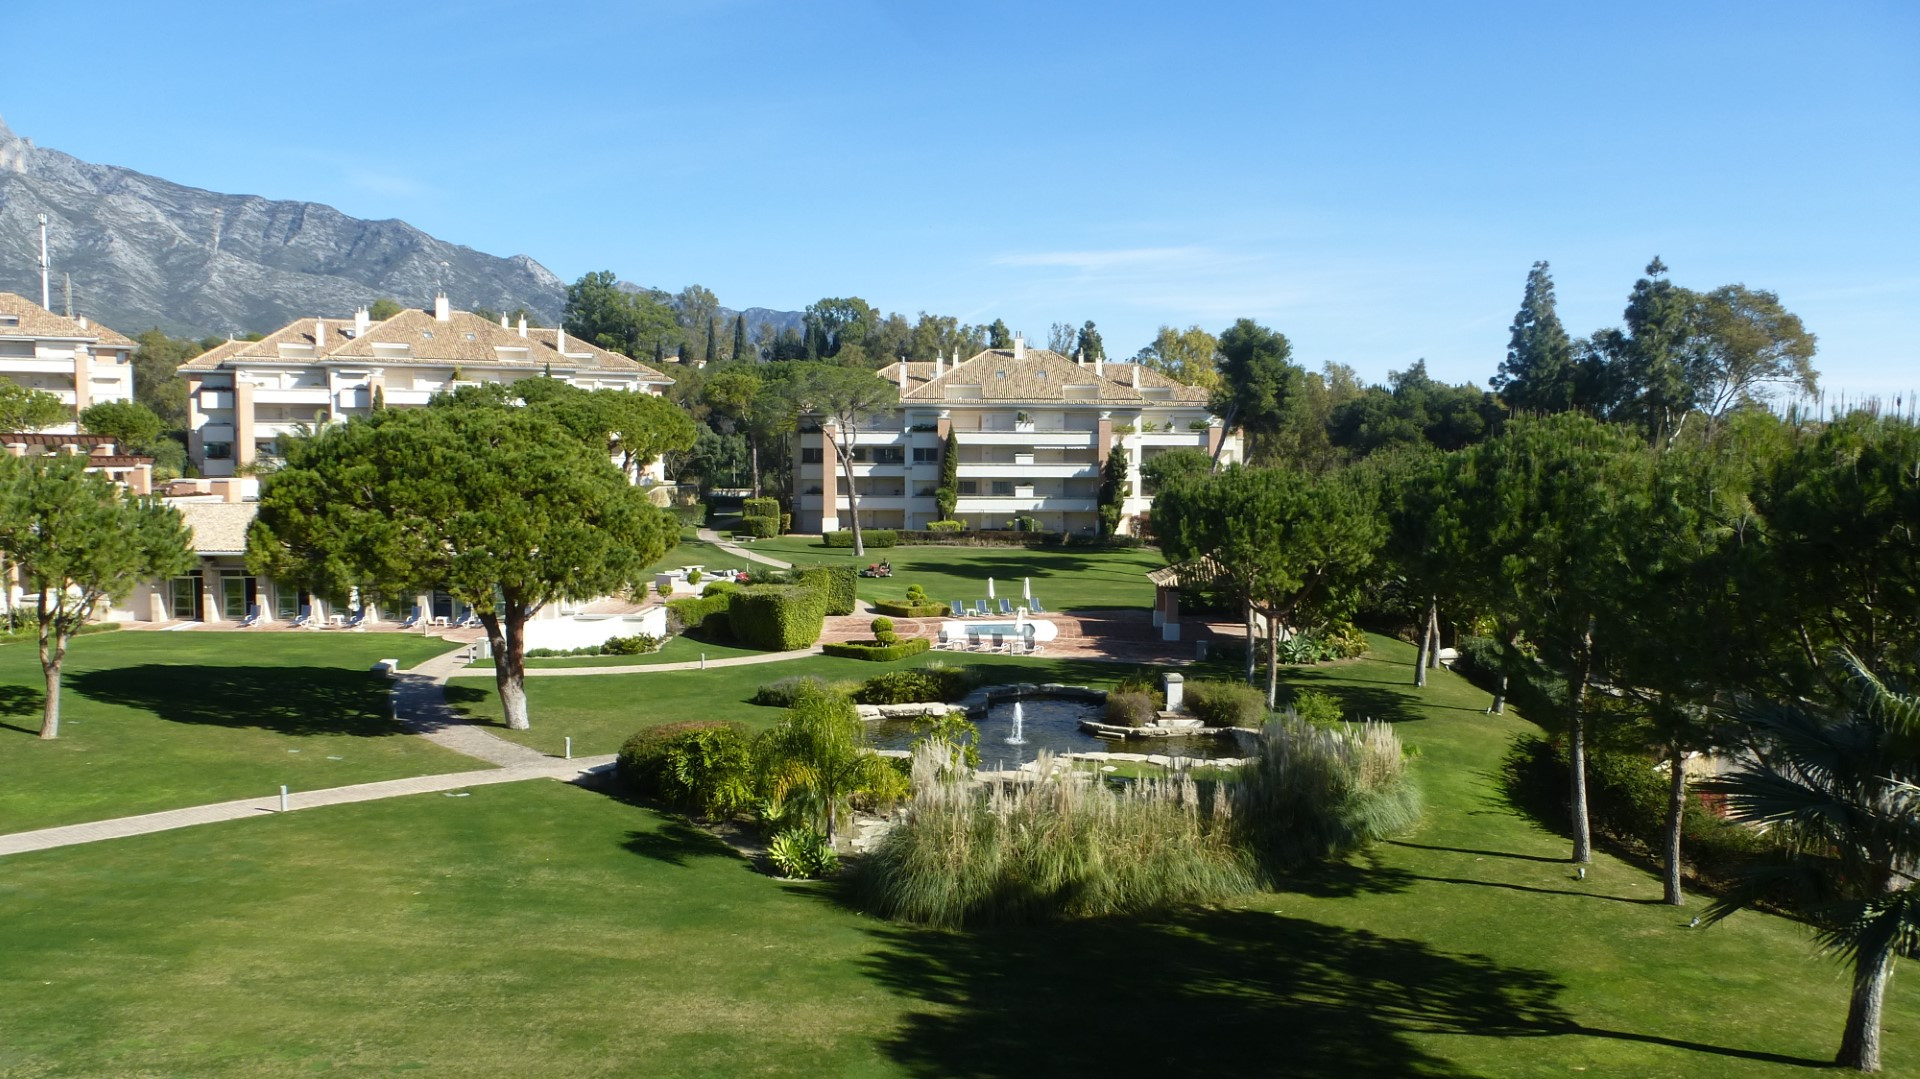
{"left": 987, "top": 577, "right": 996, "bottom": 601}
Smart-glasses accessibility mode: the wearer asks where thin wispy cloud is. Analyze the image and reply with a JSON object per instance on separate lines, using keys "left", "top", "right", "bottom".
{"left": 992, "top": 246, "right": 1223, "bottom": 272}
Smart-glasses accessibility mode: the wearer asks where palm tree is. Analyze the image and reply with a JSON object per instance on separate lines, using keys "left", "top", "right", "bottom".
{"left": 756, "top": 685, "right": 898, "bottom": 844}
{"left": 1702, "top": 655, "right": 1920, "bottom": 1072}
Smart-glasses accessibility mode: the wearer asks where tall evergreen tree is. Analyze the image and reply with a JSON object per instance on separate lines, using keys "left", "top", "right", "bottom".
{"left": 987, "top": 320, "right": 1012, "bottom": 349}
{"left": 1492, "top": 261, "right": 1576, "bottom": 413}
{"left": 732, "top": 313, "right": 749, "bottom": 362}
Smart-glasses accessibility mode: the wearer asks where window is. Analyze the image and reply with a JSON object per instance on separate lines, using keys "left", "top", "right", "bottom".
{"left": 958, "top": 480, "right": 978, "bottom": 495}
{"left": 220, "top": 575, "right": 249, "bottom": 621}
{"left": 204, "top": 442, "right": 232, "bottom": 460}
{"left": 848, "top": 447, "right": 868, "bottom": 462}
{"left": 421, "top": 331, "right": 434, "bottom": 340}
{"left": 169, "top": 575, "right": 201, "bottom": 620}
{"left": 801, "top": 448, "right": 823, "bottom": 464}
{"left": 273, "top": 583, "right": 300, "bottom": 621}
{"left": 912, "top": 447, "right": 938, "bottom": 463}
{"left": 872, "top": 447, "right": 904, "bottom": 465}
{"left": 991, "top": 480, "right": 1014, "bottom": 496}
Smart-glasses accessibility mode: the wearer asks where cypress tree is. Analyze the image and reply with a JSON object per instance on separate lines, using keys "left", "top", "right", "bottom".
{"left": 733, "top": 313, "right": 748, "bottom": 362}
{"left": 1493, "top": 261, "right": 1575, "bottom": 413}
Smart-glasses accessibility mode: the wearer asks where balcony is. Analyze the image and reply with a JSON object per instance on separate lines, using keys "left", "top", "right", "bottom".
{"left": 957, "top": 462, "right": 1098, "bottom": 479}
{"left": 956, "top": 429, "right": 1097, "bottom": 448}
{"left": 1127, "top": 429, "right": 1213, "bottom": 448}
{"left": 249, "top": 386, "right": 332, "bottom": 406}
{"left": 956, "top": 496, "right": 1098, "bottom": 515}
{"left": 381, "top": 388, "right": 436, "bottom": 407}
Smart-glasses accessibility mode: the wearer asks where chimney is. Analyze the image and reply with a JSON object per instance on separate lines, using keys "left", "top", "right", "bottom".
{"left": 556, "top": 325, "right": 566, "bottom": 354}
{"left": 517, "top": 314, "right": 528, "bottom": 338}
{"left": 78, "top": 316, "right": 89, "bottom": 329}
{"left": 1094, "top": 352, "right": 1104, "bottom": 379}
{"left": 1013, "top": 335, "right": 1025, "bottom": 360}
{"left": 1076, "top": 349, "right": 1084, "bottom": 368}
{"left": 1131, "top": 363, "right": 1140, "bottom": 390}
{"left": 499, "top": 313, "right": 509, "bottom": 328}
{"left": 935, "top": 350, "right": 945, "bottom": 378}
{"left": 354, "top": 306, "right": 370, "bottom": 336}
{"left": 897, "top": 363, "right": 907, "bottom": 390}
{"left": 434, "top": 292, "right": 450, "bottom": 321}
{"left": 315, "top": 318, "right": 326, "bottom": 349}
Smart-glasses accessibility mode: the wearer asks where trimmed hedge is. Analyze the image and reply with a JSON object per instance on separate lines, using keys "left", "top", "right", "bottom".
{"left": 743, "top": 496, "right": 781, "bottom": 520}
{"left": 617, "top": 721, "right": 738, "bottom": 796}
{"left": 871, "top": 600, "right": 949, "bottom": 618}
{"left": 740, "top": 515, "right": 780, "bottom": 539}
{"left": 821, "top": 638, "right": 931, "bottom": 661}
{"left": 701, "top": 580, "right": 740, "bottom": 597}
{"left": 665, "top": 592, "right": 733, "bottom": 637}
{"left": 852, "top": 665, "right": 977, "bottom": 704}
{"left": 925, "top": 520, "right": 966, "bottom": 532}
{"left": 825, "top": 529, "right": 898, "bottom": 548}
{"left": 1183, "top": 679, "right": 1267, "bottom": 728}
{"left": 728, "top": 585, "right": 828, "bottom": 651}
{"left": 798, "top": 564, "right": 857, "bottom": 616}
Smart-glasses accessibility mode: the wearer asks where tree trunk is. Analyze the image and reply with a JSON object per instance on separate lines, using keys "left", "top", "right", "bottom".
{"left": 1663, "top": 742, "right": 1686, "bottom": 905}
{"left": 1243, "top": 595, "right": 1257, "bottom": 687}
{"left": 39, "top": 651, "right": 62, "bottom": 740}
{"left": 1414, "top": 596, "right": 1433, "bottom": 687}
{"left": 1266, "top": 613, "right": 1280, "bottom": 710}
{"left": 484, "top": 612, "right": 531, "bottom": 731}
{"left": 834, "top": 434, "right": 864, "bottom": 557}
{"left": 1837, "top": 936, "right": 1895, "bottom": 1071}
{"left": 750, "top": 439, "right": 762, "bottom": 499}
{"left": 37, "top": 590, "right": 64, "bottom": 740}
{"left": 1568, "top": 617, "right": 1596, "bottom": 863}
{"left": 1426, "top": 602, "right": 1442, "bottom": 669}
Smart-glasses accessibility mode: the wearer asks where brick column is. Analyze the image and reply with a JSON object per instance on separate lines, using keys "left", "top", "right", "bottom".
{"left": 71, "top": 345, "right": 92, "bottom": 413}
{"left": 817, "top": 427, "right": 839, "bottom": 532}
{"left": 235, "top": 381, "right": 257, "bottom": 469}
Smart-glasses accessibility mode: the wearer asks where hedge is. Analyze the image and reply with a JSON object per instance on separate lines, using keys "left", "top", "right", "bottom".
{"left": 798, "top": 564, "right": 857, "bottom": 616}
{"left": 825, "top": 529, "right": 897, "bottom": 548}
{"left": 895, "top": 530, "right": 1058, "bottom": 547}
{"left": 728, "top": 585, "right": 828, "bottom": 651}
{"left": 871, "top": 600, "right": 949, "bottom": 619}
{"left": 740, "top": 515, "right": 780, "bottom": 539}
{"left": 821, "top": 638, "right": 931, "bottom": 661}
{"left": 666, "top": 593, "right": 732, "bottom": 636}
{"left": 743, "top": 496, "right": 781, "bottom": 520}
{"left": 853, "top": 665, "right": 977, "bottom": 704}
{"left": 925, "top": 520, "right": 966, "bottom": 533}
{"left": 1182, "top": 679, "right": 1267, "bottom": 728}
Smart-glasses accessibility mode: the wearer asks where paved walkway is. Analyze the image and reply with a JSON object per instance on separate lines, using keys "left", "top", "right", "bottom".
{"left": 0, "top": 757, "right": 615, "bottom": 858}
{"left": 446, "top": 646, "right": 819, "bottom": 678}
{"left": 394, "top": 649, "right": 554, "bottom": 764}
{"left": 697, "top": 527, "right": 792, "bottom": 569}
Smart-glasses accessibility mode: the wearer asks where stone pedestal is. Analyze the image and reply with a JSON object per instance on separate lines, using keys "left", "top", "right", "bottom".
{"left": 1163, "top": 672, "right": 1185, "bottom": 713}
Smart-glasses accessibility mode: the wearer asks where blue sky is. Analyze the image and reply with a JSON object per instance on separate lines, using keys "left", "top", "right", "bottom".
{"left": 6, "top": 1, "right": 1916, "bottom": 396}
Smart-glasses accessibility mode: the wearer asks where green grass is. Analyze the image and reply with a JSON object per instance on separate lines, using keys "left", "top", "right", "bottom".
{"left": 0, "top": 637, "right": 1914, "bottom": 1075}
{"left": 469, "top": 635, "right": 767, "bottom": 669}
{"left": 745, "top": 536, "right": 1164, "bottom": 612}
{"left": 642, "top": 527, "right": 751, "bottom": 582}
{"left": 451, "top": 650, "right": 1134, "bottom": 757}
{"left": 0, "top": 632, "right": 474, "bottom": 832}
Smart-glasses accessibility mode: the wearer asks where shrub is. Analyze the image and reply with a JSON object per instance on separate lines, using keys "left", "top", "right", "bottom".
{"left": 743, "top": 496, "right": 781, "bottom": 520}
{"left": 1183, "top": 679, "right": 1267, "bottom": 728}
{"left": 1289, "top": 689, "right": 1344, "bottom": 727}
{"left": 686, "top": 568, "right": 703, "bottom": 585}
{"left": 670, "top": 503, "right": 707, "bottom": 527}
{"left": 853, "top": 665, "right": 976, "bottom": 704}
{"left": 1113, "top": 669, "right": 1167, "bottom": 710}
{"left": 822, "top": 638, "right": 931, "bottom": 661}
{"left": 666, "top": 592, "right": 732, "bottom": 636}
{"left": 1104, "top": 690, "right": 1157, "bottom": 728}
{"left": 926, "top": 519, "right": 965, "bottom": 533}
{"left": 1234, "top": 719, "right": 1422, "bottom": 875}
{"left": 656, "top": 724, "right": 757, "bottom": 819}
{"left": 905, "top": 584, "right": 928, "bottom": 605}
{"left": 601, "top": 634, "right": 661, "bottom": 656}
{"left": 859, "top": 748, "right": 1255, "bottom": 927}
{"left": 756, "top": 686, "right": 902, "bottom": 841}
{"left": 753, "top": 675, "right": 834, "bottom": 707}
{"left": 617, "top": 721, "right": 743, "bottom": 801}
{"left": 740, "top": 515, "right": 779, "bottom": 539}
{"left": 1322, "top": 621, "right": 1370, "bottom": 659}
{"left": 825, "top": 529, "right": 897, "bottom": 548}
{"left": 871, "top": 600, "right": 948, "bottom": 618}
{"left": 797, "top": 564, "right": 857, "bottom": 615}
{"left": 702, "top": 580, "right": 739, "bottom": 597}
{"left": 728, "top": 585, "right": 828, "bottom": 651}
{"left": 870, "top": 616, "right": 895, "bottom": 642}
{"left": 767, "top": 825, "right": 839, "bottom": 879}
{"left": 654, "top": 580, "right": 671, "bottom": 598}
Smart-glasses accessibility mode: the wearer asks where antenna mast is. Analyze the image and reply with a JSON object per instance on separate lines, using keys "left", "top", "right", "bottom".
{"left": 37, "top": 213, "right": 49, "bottom": 310}
{"left": 63, "top": 273, "right": 72, "bottom": 318}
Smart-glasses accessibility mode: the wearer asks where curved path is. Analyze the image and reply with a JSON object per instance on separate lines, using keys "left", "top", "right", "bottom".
{"left": 696, "top": 527, "right": 793, "bottom": 569}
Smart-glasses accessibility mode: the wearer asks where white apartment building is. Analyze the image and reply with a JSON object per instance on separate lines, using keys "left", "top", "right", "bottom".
{"left": 0, "top": 291, "right": 135, "bottom": 432}
{"left": 793, "top": 339, "right": 1240, "bottom": 535}
{"left": 179, "top": 295, "right": 674, "bottom": 477}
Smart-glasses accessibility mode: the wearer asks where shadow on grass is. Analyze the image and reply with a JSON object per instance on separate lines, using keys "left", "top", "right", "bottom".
{"left": 1275, "top": 849, "right": 1417, "bottom": 898}
{"left": 0, "top": 683, "right": 40, "bottom": 734}
{"left": 621, "top": 819, "right": 742, "bottom": 867}
{"left": 68, "top": 664, "right": 409, "bottom": 737}
{"left": 858, "top": 908, "right": 1573, "bottom": 1077}
{"left": 1387, "top": 840, "right": 1571, "bottom": 865}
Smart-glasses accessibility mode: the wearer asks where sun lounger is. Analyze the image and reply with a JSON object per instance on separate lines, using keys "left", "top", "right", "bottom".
{"left": 239, "top": 603, "right": 263, "bottom": 628}
{"left": 1027, "top": 597, "right": 1046, "bottom": 615}
{"left": 398, "top": 604, "right": 424, "bottom": 629}
{"left": 950, "top": 600, "right": 966, "bottom": 618}
{"left": 997, "top": 598, "right": 1013, "bottom": 616}
{"left": 290, "top": 604, "right": 313, "bottom": 628}
{"left": 972, "top": 600, "right": 989, "bottom": 617}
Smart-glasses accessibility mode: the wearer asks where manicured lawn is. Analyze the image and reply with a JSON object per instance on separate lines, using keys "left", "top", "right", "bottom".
{"left": 468, "top": 634, "right": 768, "bottom": 670}
{"left": 0, "top": 632, "right": 473, "bottom": 832}
{"left": 451, "top": 650, "right": 1137, "bottom": 757}
{"left": 1, "top": 637, "right": 1913, "bottom": 1076}
{"left": 644, "top": 527, "right": 752, "bottom": 581}
{"left": 744, "top": 536, "right": 1165, "bottom": 612}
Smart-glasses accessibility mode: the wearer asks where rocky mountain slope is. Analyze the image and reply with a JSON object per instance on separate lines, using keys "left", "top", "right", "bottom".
{"left": 0, "top": 117, "right": 801, "bottom": 343}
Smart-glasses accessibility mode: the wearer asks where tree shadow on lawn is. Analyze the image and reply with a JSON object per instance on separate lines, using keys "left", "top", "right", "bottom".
{"left": 843, "top": 905, "right": 1827, "bottom": 1076}
{"left": 621, "top": 818, "right": 746, "bottom": 867}
{"left": 0, "top": 683, "right": 40, "bottom": 734}
{"left": 67, "top": 664, "right": 410, "bottom": 737}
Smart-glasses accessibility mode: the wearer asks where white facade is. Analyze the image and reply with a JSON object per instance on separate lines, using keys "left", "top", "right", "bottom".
{"left": 793, "top": 342, "right": 1240, "bottom": 535}
{"left": 0, "top": 291, "right": 135, "bottom": 433}
{"left": 181, "top": 298, "right": 675, "bottom": 479}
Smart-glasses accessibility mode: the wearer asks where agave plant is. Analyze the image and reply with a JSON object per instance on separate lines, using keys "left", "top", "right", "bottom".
{"left": 1701, "top": 655, "right": 1920, "bottom": 1073}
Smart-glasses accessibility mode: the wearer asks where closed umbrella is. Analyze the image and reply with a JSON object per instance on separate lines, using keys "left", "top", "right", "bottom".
{"left": 987, "top": 578, "right": 996, "bottom": 601}
{"left": 1023, "top": 577, "right": 1032, "bottom": 601}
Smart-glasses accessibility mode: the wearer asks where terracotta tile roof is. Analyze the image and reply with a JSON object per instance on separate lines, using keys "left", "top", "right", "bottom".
{"left": 172, "top": 501, "right": 257, "bottom": 556}
{"left": 0, "top": 292, "right": 134, "bottom": 347}
{"left": 179, "top": 307, "right": 673, "bottom": 384}
{"left": 894, "top": 348, "right": 1211, "bottom": 405}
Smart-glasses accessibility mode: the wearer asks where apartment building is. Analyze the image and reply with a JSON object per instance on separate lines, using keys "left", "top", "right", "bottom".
{"left": 793, "top": 339, "right": 1240, "bottom": 535}
{"left": 0, "top": 291, "right": 135, "bottom": 432}
{"left": 179, "top": 295, "right": 674, "bottom": 477}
